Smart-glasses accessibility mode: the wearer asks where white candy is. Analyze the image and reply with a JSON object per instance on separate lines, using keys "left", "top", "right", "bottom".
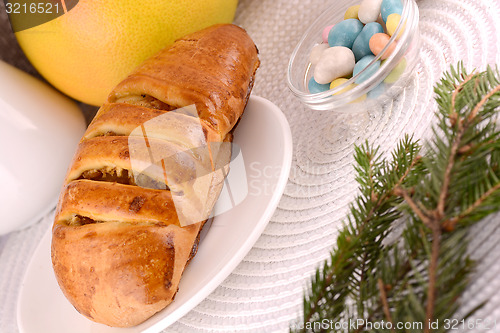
{"left": 358, "top": 0, "right": 383, "bottom": 24}
{"left": 314, "top": 46, "right": 355, "bottom": 84}
{"left": 309, "top": 43, "right": 329, "bottom": 66}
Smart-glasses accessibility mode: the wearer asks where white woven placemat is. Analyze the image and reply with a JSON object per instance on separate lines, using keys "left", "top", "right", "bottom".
{"left": 1, "top": 0, "right": 500, "bottom": 332}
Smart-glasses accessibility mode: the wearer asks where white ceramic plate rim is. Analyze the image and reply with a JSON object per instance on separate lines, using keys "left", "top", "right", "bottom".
{"left": 17, "top": 95, "right": 293, "bottom": 333}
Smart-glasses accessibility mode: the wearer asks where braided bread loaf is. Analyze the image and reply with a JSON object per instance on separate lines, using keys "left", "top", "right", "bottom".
{"left": 51, "top": 24, "right": 259, "bottom": 327}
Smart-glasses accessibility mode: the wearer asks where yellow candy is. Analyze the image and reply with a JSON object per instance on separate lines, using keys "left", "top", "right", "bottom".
{"left": 344, "top": 5, "right": 361, "bottom": 20}
{"left": 384, "top": 58, "right": 407, "bottom": 83}
{"left": 330, "top": 78, "right": 350, "bottom": 93}
{"left": 386, "top": 13, "right": 405, "bottom": 38}
{"left": 330, "top": 78, "right": 367, "bottom": 103}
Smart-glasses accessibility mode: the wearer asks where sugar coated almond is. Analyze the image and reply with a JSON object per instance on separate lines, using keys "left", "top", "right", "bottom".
{"left": 322, "top": 25, "right": 334, "bottom": 43}
{"left": 328, "top": 19, "right": 364, "bottom": 48}
{"left": 314, "top": 46, "right": 356, "bottom": 84}
{"left": 344, "top": 5, "right": 361, "bottom": 20}
{"left": 309, "top": 43, "right": 329, "bottom": 65}
{"left": 381, "top": 0, "right": 403, "bottom": 22}
{"left": 358, "top": 0, "right": 384, "bottom": 24}
{"left": 386, "top": 13, "right": 403, "bottom": 37}
{"left": 353, "top": 55, "right": 381, "bottom": 83}
{"left": 308, "top": 77, "right": 331, "bottom": 93}
{"left": 352, "top": 22, "right": 384, "bottom": 61}
{"left": 369, "top": 33, "right": 396, "bottom": 59}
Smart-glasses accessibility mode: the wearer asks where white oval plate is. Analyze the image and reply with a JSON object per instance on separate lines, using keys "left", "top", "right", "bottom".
{"left": 17, "top": 95, "right": 293, "bottom": 333}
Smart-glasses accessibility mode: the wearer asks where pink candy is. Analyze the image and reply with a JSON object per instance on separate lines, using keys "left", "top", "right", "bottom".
{"left": 322, "top": 25, "right": 334, "bottom": 43}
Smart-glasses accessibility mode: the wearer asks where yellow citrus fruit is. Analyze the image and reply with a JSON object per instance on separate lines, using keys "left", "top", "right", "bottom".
{"left": 14, "top": 0, "right": 238, "bottom": 106}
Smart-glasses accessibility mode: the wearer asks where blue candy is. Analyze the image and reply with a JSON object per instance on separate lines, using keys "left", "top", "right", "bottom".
{"left": 328, "top": 19, "right": 364, "bottom": 48}
{"left": 381, "top": 0, "right": 403, "bottom": 22}
{"left": 367, "top": 82, "right": 386, "bottom": 99}
{"left": 353, "top": 55, "right": 381, "bottom": 84}
{"left": 308, "top": 77, "right": 331, "bottom": 93}
{"left": 352, "top": 22, "right": 384, "bottom": 61}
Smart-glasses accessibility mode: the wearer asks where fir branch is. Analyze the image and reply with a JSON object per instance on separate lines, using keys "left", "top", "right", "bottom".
{"left": 469, "top": 84, "right": 500, "bottom": 121}
{"left": 393, "top": 187, "right": 431, "bottom": 227}
{"left": 459, "top": 182, "right": 500, "bottom": 220}
{"left": 294, "top": 63, "right": 500, "bottom": 333}
{"left": 299, "top": 138, "right": 422, "bottom": 330}
{"left": 377, "top": 278, "right": 396, "bottom": 333}
{"left": 424, "top": 223, "right": 440, "bottom": 333}
{"left": 450, "top": 71, "right": 475, "bottom": 115}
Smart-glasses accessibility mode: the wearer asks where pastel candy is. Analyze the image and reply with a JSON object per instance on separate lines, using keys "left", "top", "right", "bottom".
{"left": 369, "top": 33, "right": 396, "bottom": 59}
{"left": 367, "top": 82, "right": 385, "bottom": 99}
{"left": 330, "top": 78, "right": 350, "bottom": 92}
{"left": 344, "top": 5, "right": 361, "bottom": 20}
{"left": 322, "top": 25, "right": 334, "bottom": 43}
{"left": 358, "top": 0, "right": 384, "bottom": 24}
{"left": 381, "top": 0, "right": 403, "bottom": 22}
{"left": 352, "top": 22, "right": 384, "bottom": 61}
{"left": 386, "top": 13, "right": 402, "bottom": 37}
{"left": 330, "top": 78, "right": 366, "bottom": 102}
{"left": 353, "top": 55, "right": 380, "bottom": 83}
{"left": 308, "top": 77, "right": 331, "bottom": 93}
{"left": 314, "top": 46, "right": 356, "bottom": 84}
{"left": 384, "top": 57, "right": 406, "bottom": 83}
{"left": 328, "top": 19, "right": 364, "bottom": 48}
{"left": 309, "top": 43, "right": 329, "bottom": 65}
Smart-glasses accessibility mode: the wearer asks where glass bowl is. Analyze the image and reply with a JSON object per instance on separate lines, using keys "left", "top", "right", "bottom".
{"left": 287, "top": 0, "right": 420, "bottom": 112}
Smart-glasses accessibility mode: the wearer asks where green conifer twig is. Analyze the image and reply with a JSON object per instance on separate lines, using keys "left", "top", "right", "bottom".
{"left": 294, "top": 63, "right": 500, "bottom": 333}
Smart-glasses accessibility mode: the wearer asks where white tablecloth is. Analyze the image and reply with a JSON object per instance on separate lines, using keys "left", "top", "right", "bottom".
{"left": 2, "top": 0, "right": 500, "bottom": 332}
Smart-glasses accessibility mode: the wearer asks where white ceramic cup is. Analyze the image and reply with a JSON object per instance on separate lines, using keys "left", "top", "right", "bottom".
{"left": 0, "top": 60, "right": 86, "bottom": 235}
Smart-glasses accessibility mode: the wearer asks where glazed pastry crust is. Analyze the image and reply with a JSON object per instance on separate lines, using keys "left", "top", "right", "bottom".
{"left": 51, "top": 24, "right": 259, "bottom": 327}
